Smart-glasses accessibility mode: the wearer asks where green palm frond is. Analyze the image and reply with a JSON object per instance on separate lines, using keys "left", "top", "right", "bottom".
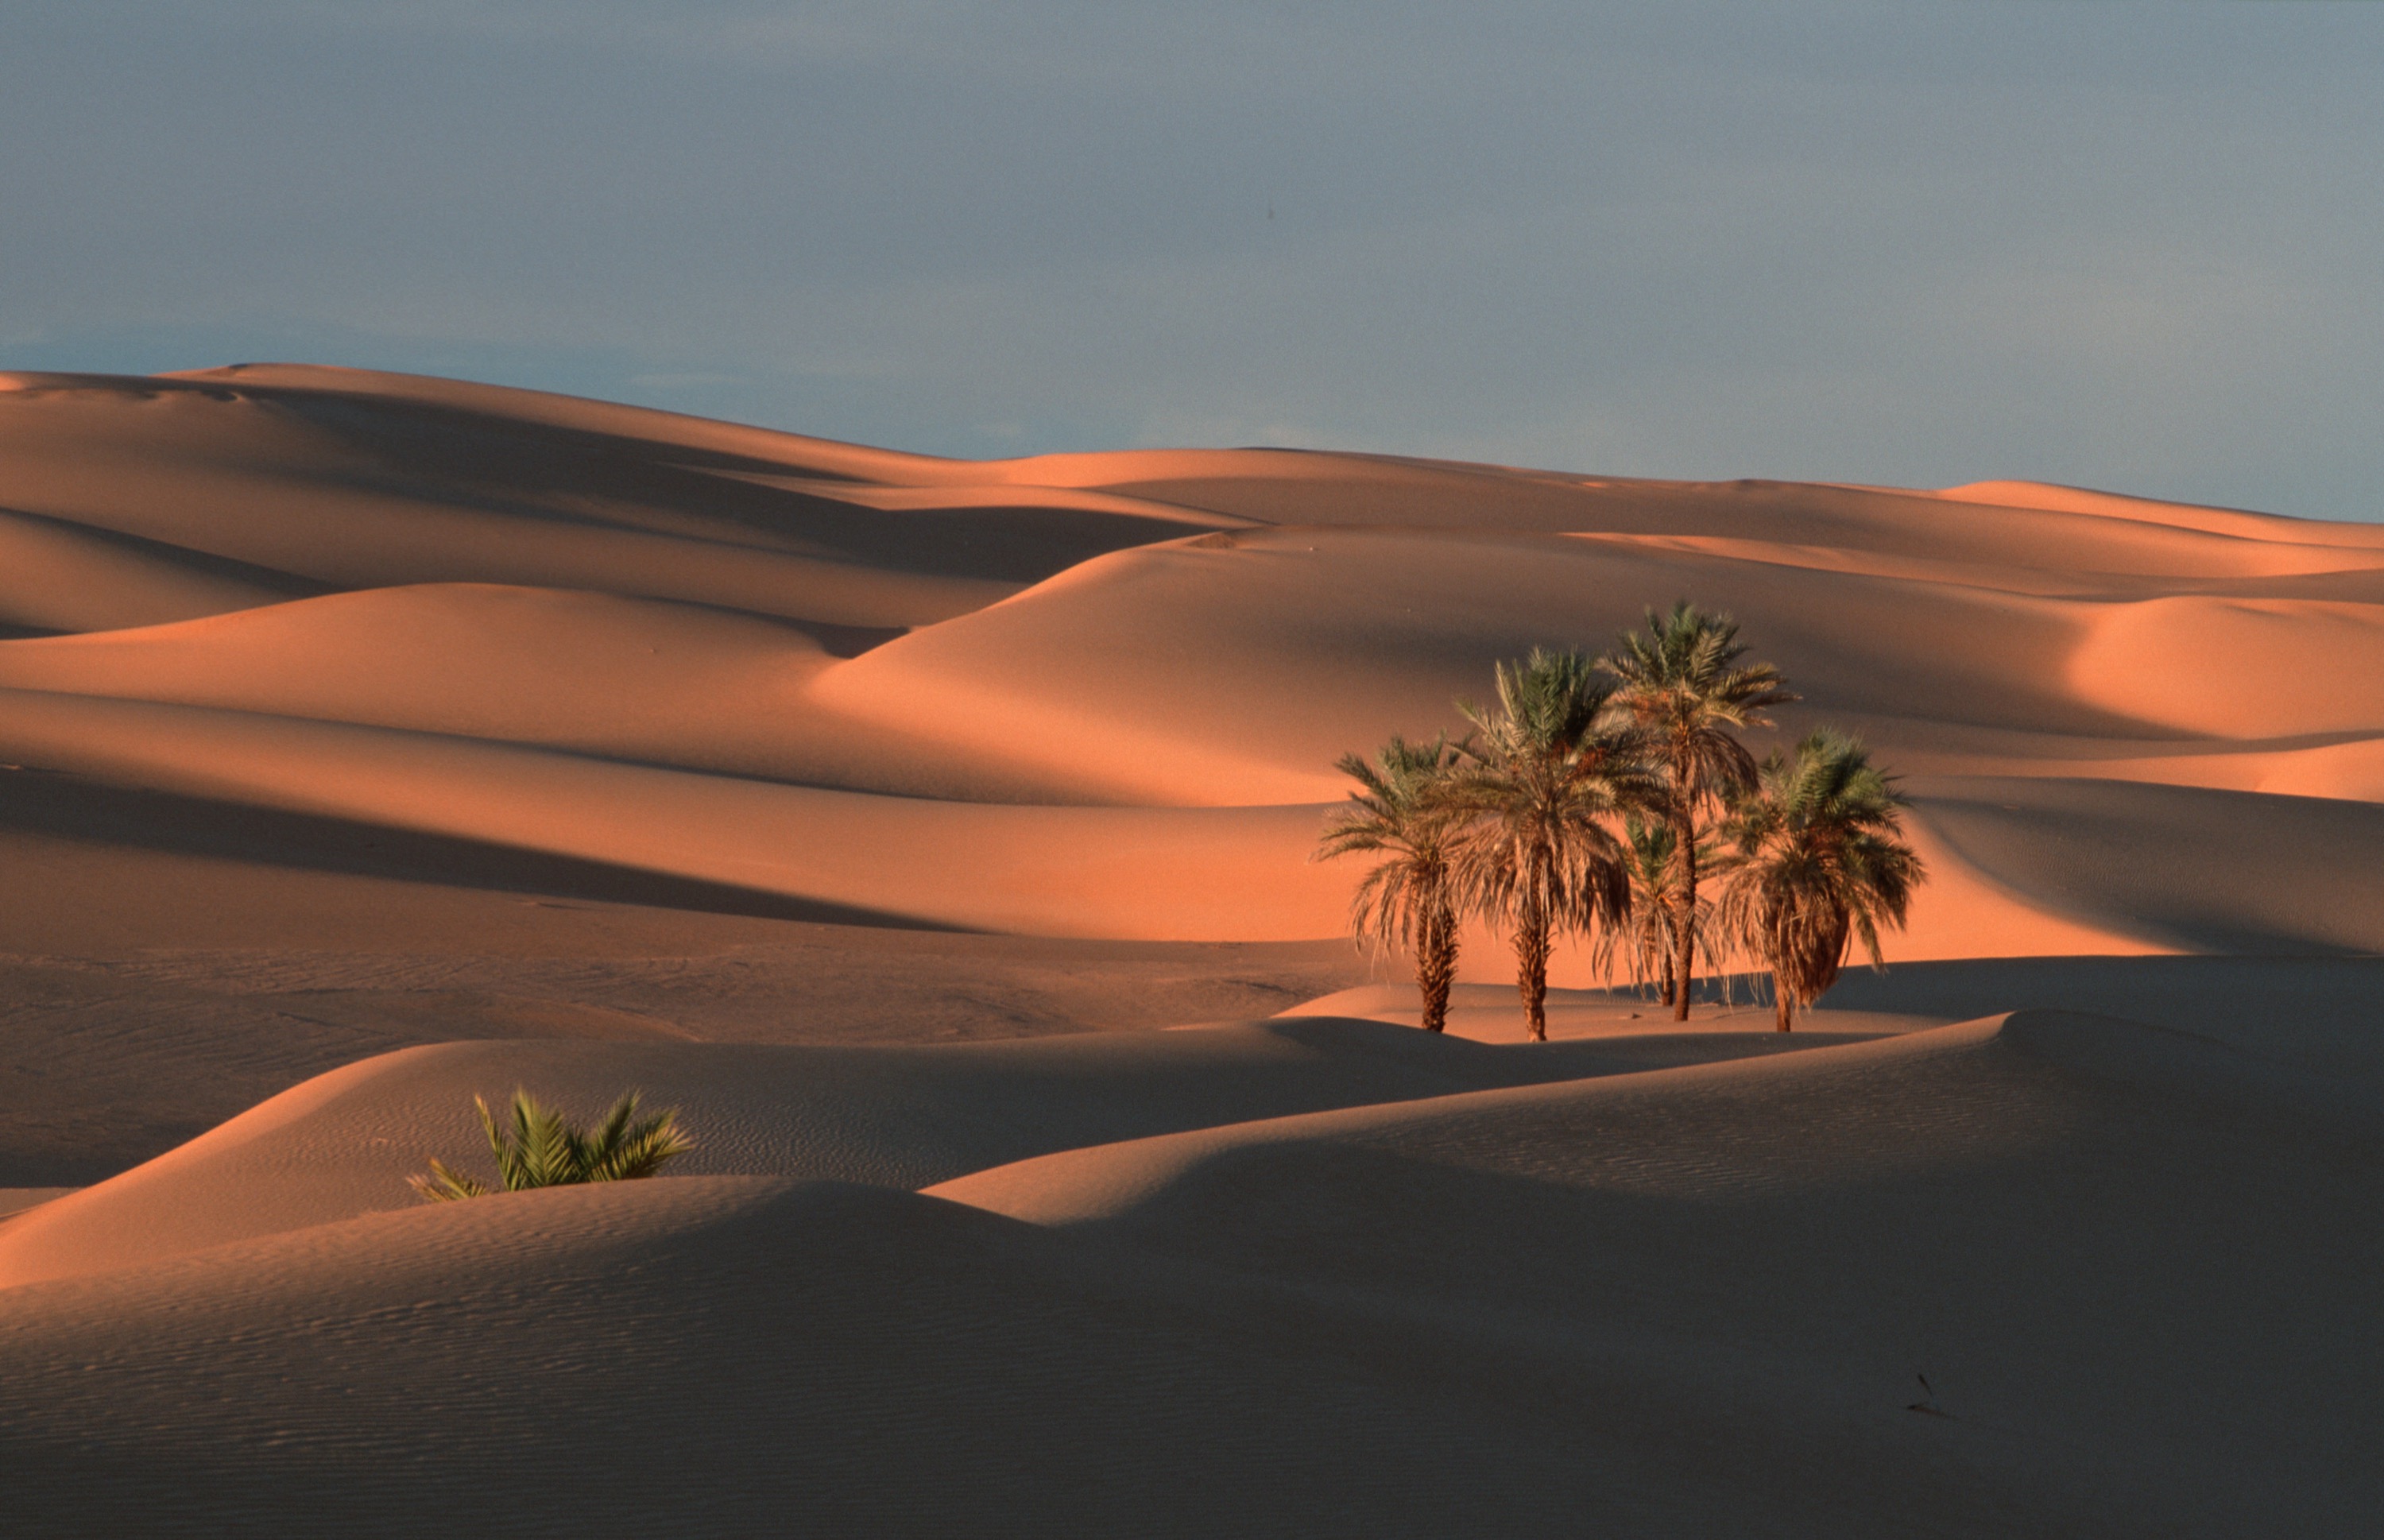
{"left": 1598, "top": 602, "right": 1796, "bottom": 1016}
{"left": 1449, "top": 648, "right": 1656, "bottom": 932}
{"left": 1597, "top": 812, "right": 1724, "bottom": 996}
{"left": 407, "top": 1158, "right": 491, "bottom": 1204}
{"left": 1713, "top": 731, "right": 1925, "bottom": 1028}
{"left": 1445, "top": 648, "right": 1660, "bottom": 1039}
{"left": 581, "top": 1092, "right": 695, "bottom": 1182}
{"left": 1600, "top": 599, "right": 1796, "bottom": 802}
{"left": 410, "top": 1089, "right": 692, "bottom": 1201}
{"left": 1318, "top": 733, "right": 1469, "bottom": 1031}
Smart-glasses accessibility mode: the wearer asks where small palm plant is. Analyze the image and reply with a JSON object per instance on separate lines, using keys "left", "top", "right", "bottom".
{"left": 1318, "top": 733, "right": 1469, "bottom": 1032}
{"left": 1600, "top": 601, "right": 1795, "bottom": 1020}
{"left": 1450, "top": 648, "right": 1658, "bottom": 1042}
{"left": 409, "top": 1089, "right": 692, "bottom": 1201}
{"left": 1713, "top": 732, "right": 1925, "bottom": 1031}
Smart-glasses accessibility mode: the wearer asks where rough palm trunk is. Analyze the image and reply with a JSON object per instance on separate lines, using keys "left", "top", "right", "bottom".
{"left": 1770, "top": 916, "right": 1795, "bottom": 1031}
{"left": 1417, "top": 896, "right": 1457, "bottom": 1033}
{"left": 1670, "top": 803, "right": 1698, "bottom": 1022}
{"left": 1514, "top": 889, "right": 1550, "bottom": 1042}
{"left": 1658, "top": 952, "right": 1676, "bottom": 1008}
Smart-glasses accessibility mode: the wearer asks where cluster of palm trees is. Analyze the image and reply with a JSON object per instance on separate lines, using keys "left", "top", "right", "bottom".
{"left": 1318, "top": 602, "right": 1925, "bottom": 1038}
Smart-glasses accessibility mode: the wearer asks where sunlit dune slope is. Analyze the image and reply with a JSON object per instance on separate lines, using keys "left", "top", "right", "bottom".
{"left": 0, "top": 687, "right": 1353, "bottom": 935}
{"left": 2, "top": 363, "right": 2378, "bottom": 963}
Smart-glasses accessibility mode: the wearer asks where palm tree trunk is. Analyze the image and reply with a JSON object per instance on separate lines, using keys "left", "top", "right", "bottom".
{"left": 1514, "top": 893, "right": 1550, "bottom": 1042}
{"left": 1774, "top": 983, "right": 1794, "bottom": 1032}
{"left": 1658, "top": 951, "right": 1675, "bottom": 1008}
{"left": 1670, "top": 802, "right": 1698, "bottom": 1022}
{"left": 1418, "top": 899, "right": 1456, "bottom": 1033}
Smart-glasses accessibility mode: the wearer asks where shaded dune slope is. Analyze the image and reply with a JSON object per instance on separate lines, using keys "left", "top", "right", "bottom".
{"left": 0, "top": 506, "right": 323, "bottom": 637}
{"left": 927, "top": 1010, "right": 2379, "bottom": 1535}
{"left": 0, "top": 1010, "right": 2370, "bottom": 1536}
{"left": 0, "top": 366, "right": 1243, "bottom": 633}
{"left": 3, "top": 364, "right": 2379, "bottom": 955}
{"left": 0, "top": 1018, "right": 1866, "bottom": 1289}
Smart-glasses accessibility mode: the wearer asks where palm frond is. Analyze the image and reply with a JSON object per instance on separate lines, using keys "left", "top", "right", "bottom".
{"left": 412, "top": 1088, "right": 692, "bottom": 1201}
{"left": 1711, "top": 730, "right": 1925, "bottom": 1027}
{"left": 1445, "top": 648, "right": 1658, "bottom": 1039}
{"left": 1596, "top": 813, "right": 1729, "bottom": 995}
{"left": 1317, "top": 733, "right": 1469, "bottom": 1030}
{"left": 582, "top": 1092, "right": 695, "bottom": 1183}
{"left": 1594, "top": 603, "right": 1797, "bottom": 1016}
{"left": 1599, "top": 599, "right": 1797, "bottom": 803}
{"left": 406, "top": 1159, "right": 490, "bottom": 1204}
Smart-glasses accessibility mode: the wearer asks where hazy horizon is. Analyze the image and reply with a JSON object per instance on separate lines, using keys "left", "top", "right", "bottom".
{"left": 5, "top": 2, "right": 2380, "bottom": 520}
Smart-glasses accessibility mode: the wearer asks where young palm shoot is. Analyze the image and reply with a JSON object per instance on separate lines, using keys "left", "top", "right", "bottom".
{"left": 1452, "top": 648, "right": 1656, "bottom": 1042}
{"left": 1713, "top": 732, "right": 1925, "bottom": 1031}
{"left": 410, "top": 1089, "right": 692, "bottom": 1201}
{"left": 1601, "top": 601, "right": 1795, "bottom": 1020}
{"left": 1318, "top": 734, "right": 1468, "bottom": 1031}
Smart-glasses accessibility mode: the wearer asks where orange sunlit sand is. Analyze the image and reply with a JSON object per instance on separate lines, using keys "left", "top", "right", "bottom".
{"left": 1, "top": 366, "right": 2378, "bottom": 1533}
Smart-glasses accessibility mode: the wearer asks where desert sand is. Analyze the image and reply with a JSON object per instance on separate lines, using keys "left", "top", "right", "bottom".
{"left": 0, "top": 365, "right": 2377, "bottom": 1534}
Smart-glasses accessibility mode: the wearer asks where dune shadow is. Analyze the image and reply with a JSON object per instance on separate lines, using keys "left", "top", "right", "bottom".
{"left": 0, "top": 770, "right": 963, "bottom": 931}
{"left": 253, "top": 388, "right": 1221, "bottom": 584}
{"left": 1822, "top": 954, "right": 2384, "bottom": 1085}
{"left": 1822, "top": 953, "right": 2384, "bottom": 1019}
{"left": 1909, "top": 778, "right": 2384, "bottom": 956}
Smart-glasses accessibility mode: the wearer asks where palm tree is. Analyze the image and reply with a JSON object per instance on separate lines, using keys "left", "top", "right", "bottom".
{"left": 1450, "top": 648, "right": 1657, "bottom": 1042}
{"left": 1601, "top": 601, "right": 1795, "bottom": 1020}
{"left": 1713, "top": 731, "right": 1925, "bottom": 1031}
{"left": 410, "top": 1089, "right": 692, "bottom": 1201}
{"left": 1318, "top": 734, "right": 1469, "bottom": 1032}
{"left": 1608, "top": 813, "right": 1710, "bottom": 1007}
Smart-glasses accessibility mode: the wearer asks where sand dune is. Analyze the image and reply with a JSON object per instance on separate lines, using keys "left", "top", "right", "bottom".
{"left": 0, "top": 582, "right": 835, "bottom": 726}
{"left": 1, "top": 1008, "right": 2369, "bottom": 1534}
{"left": 0, "top": 687, "right": 1356, "bottom": 935}
{"left": 2, "top": 366, "right": 2378, "bottom": 1534}
{"left": 0, "top": 368, "right": 1204, "bottom": 634}
{"left": 1819, "top": 954, "right": 2384, "bottom": 1081}
{"left": 4, "top": 1177, "right": 1672, "bottom": 1538}
{"left": 0, "top": 1017, "right": 1902, "bottom": 1290}
{"left": 6, "top": 366, "right": 2378, "bottom": 961}
{"left": 925, "top": 1011, "right": 2379, "bottom": 1533}
{"left": 0, "top": 505, "right": 319, "bottom": 637}
{"left": 0, "top": 583, "right": 929, "bottom": 790}
{"left": 2069, "top": 593, "right": 2384, "bottom": 737}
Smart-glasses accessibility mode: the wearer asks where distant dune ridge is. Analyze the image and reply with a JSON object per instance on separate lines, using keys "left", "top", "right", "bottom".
{"left": 0, "top": 366, "right": 2378, "bottom": 1534}
{"left": 5, "top": 363, "right": 2380, "bottom": 948}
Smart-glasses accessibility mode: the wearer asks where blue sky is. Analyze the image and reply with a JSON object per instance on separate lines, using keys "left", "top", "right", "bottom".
{"left": 4, "top": 2, "right": 2380, "bottom": 519}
